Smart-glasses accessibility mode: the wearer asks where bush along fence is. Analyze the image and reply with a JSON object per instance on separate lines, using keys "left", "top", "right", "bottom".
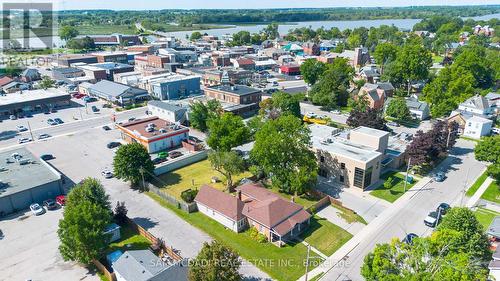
{"left": 148, "top": 184, "right": 198, "bottom": 213}
{"left": 92, "top": 216, "right": 183, "bottom": 281}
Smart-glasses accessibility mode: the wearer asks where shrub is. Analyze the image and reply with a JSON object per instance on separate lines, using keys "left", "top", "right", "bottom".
{"left": 248, "top": 227, "right": 268, "bottom": 243}
{"left": 181, "top": 189, "right": 198, "bottom": 203}
{"left": 113, "top": 201, "right": 128, "bottom": 224}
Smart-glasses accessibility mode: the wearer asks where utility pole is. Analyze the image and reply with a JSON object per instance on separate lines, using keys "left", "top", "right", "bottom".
{"left": 461, "top": 167, "right": 471, "bottom": 206}
{"left": 404, "top": 157, "right": 411, "bottom": 193}
{"left": 304, "top": 244, "right": 311, "bottom": 281}
{"left": 139, "top": 166, "right": 145, "bottom": 192}
{"left": 27, "top": 121, "right": 34, "bottom": 141}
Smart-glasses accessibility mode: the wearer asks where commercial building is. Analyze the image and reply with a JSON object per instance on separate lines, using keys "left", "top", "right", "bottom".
{"left": 81, "top": 80, "right": 149, "bottom": 106}
{"left": 57, "top": 54, "right": 98, "bottom": 67}
{"left": 0, "top": 88, "right": 71, "bottom": 117}
{"left": 116, "top": 116, "right": 189, "bottom": 153}
{"left": 204, "top": 84, "right": 261, "bottom": 117}
{"left": 279, "top": 64, "right": 301, "bottom": 76}
{"left": 76, "top": 62, "right": 135, "bottom": 81}
{"left": 310, "top": 125, "right": 386, "bottom": 190}
{"left": 51, "top": 67, "right": 85, "bottom": 80}
{"left": 0, "top": 148, "right": 63, "bottom": 215}
{"left": 92, "top": 51, "right": 129, "bottom": 64}
{"left": 77, "top": 34, "right": 141, "bottom": 47}
{"left": 134, "top": 54, "right": 170, "bottom": 70}
{"left": 201, "top": 68, "right": 253, "bottom": 87}
{"left": 151, "top": 75, "right": 201, "bottom": 100}
{"left": 147, "top": 100, "right": 188, "bottom": 124}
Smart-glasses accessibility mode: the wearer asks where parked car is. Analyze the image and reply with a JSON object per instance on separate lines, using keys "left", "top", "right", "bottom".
{"left": 16, "top": 125, "right": 28, "bottom": 132}
{"left": 56, "top": 195, "right": 66, "bottom": 206}
{"left": 18, "top": 137, "right": 32, "bottom": 144}
{"left": 43, "top": 199, "right": 58, "bottom": 210}
{"left": 40, "top": 154, "right": 54, "bottom": 160}
{"left": 437, "top": 203, "right": 450, "bottom": 215}
{"left": 492, "top": 128, "right": 500, "bottom": 135}
{"left": 152, "top": 157, "right": 167, "bottom": 165}
{"left": 424, "top": 211, "right": 441, "bottom": 227}
{"left": 54, "top": 118, "right": 64, "bottom": 124}
{"left": 305, "top": 112, "right": 317, "bottom": 118}
{"left": 157, "top": 151, "right": 168, "bottom": 159}
{"left": 433, "top": 172, "right": 445, "bottom": 182}
{"left": 83, "top": 96, "right": 97, "bottom": 103}
{"left": 47, "top": 119, "right": 57, "bottom": 126}
{"left": 128, "top": 117, "right": 136, "bottom": 122}
{"left": 169, "top": 151, "right": 183, "bottom": 158}
{"left": 402, "top": 233, "right": 419, "bottom": 245}
{"left": 388, "top": 121, "right": 400, "bottom": 127}
{"left": 295, "top": 75, "right": 303, "bottom": 80}
{"left": 101, "top": 170, "right": 113, "bottom": 179}
{"left": 330, "top": 109, "right": 341, "bottom": 114}
{"left": 107, "top": 142, "right": 121, "bottom": 149}
{"left": 91, "top": 105, "right": 99, "bottom": 112}
{"left": 30, "top": 203, "right": 45, "bottom": 216}
{"left": 9, "top": 115, "right": 17, "bottom": 120}
{"left": 38, "top": 133, "right": 51, "bottom": 140}
{"left": 102, "top": 125, "right": 111, "bottom": 131}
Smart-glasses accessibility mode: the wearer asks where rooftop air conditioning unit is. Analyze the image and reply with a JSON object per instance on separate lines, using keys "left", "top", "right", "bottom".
{"left": 159, "top": 128, "right": 167, "bottom": 133}
{"left": 146, "top": 127, "right": 154, "bottom": 133}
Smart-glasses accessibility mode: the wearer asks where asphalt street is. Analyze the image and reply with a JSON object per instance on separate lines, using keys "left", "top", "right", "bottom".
{"left": 318, "top": 139, "right": 484, "bottom": 281}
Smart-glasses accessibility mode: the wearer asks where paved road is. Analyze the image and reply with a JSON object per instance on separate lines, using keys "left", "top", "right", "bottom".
{"left": 25, "top": 127, "right": 271, "bottom": 280}
{"left": 315, "top": 139, "right": 483, "bottom": 281}
{"left": 300, "top": 102, "right": 348, "bottom": 125}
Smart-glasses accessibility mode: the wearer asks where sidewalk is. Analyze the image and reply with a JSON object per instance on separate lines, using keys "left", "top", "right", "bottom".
{"left": 466, "top": 176, "right": 494, "bottom": 208}
{"left": 298, "top": 176, "right": 432, "bottom": 281}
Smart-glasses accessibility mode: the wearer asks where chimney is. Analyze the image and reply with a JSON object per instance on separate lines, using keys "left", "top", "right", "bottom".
{"left": 237, "top": 190, "right": 241, "bottom": 200}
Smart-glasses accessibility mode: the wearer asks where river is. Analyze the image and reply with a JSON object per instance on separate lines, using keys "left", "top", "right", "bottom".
{"left": 2, "top": 13, "right": 498, "bottom": 49}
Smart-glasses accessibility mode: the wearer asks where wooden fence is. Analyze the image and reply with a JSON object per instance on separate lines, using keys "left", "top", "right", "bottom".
{"left": 92, "top": 259, "right": 116, "bottom": 281}
{"left": 307, "top": 189, "right": 358, "bottom": 214}
{"left": 148, "top": 184, "right": 198, "bottom": 213}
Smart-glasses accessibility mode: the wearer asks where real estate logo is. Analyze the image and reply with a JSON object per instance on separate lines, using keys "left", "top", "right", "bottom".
{"left": 1, "top": 2, "right": 56, "bottom": 51}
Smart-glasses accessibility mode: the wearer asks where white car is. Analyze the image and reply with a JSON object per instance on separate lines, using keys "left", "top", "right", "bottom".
{"left": 30, "top": 203, "right": 45, "bottom": 216}
{"left": 16, "top": 125, "right": 28, "bottom": 132}
{"left": 101, "top": 170, "right": 113, "bottom": 179}
{"left": 38, "top": 133, "right": 51, "bottom": 140}
{"left": 18, "top": 137, "right": 32, "bottom": 144}
{"left": 305, "top": 112, "right": 317, "bottom": 118}
{"left": 330, "top": 109, "right": 341, "bottom": 114}
{"left": 424, "top": 211, "right": 440, "bottom": 228}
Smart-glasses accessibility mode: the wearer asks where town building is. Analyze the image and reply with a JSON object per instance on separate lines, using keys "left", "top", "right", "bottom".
{"left": 280, "top": 64, "right": 301, "bottom": 76}
{"left": 448, "top": 112, "right": 493, "bottom": 139}
{"left": 147, "top": 100, "right": 188, "bottom": 124}
{"left": 302, "top": 42, "right": 320, "bottom": 56}
{"left": 0, "top": 148, "right": 63, "bottom": 215}
{"left": 150, "top": 75, "right": 201, "bottom": 100}
{"left": 77, "top": 34, "right": 141, "bottom": 46}
{"left": 201, "top": 68, "right": 253, "bottom": 87}
{"left": 204, "top": 84, "right": 261, "bottom": 117}
{"left": 458, "top": 95, "right": 495, "bottom": 116}
{"left": 0, "top": 88, "right": 71, "bottom": 117}
{"left": 81, "top": 80, "right": 149, "bottom": 106}
{"left": 116, "top": 116, "right": 189, "bottom": 153}
{"left": 385, "top": 97, "right": 430, "bottom": 120}
{"left": 76, "top": 62, "right": 135, "bottom": 81}
{"left": 310, "top": 125, "right": 387, "bottom": 190}
{"left": 112, "top": 250, "right": 188, "bottom": 281}
{"left": 57, "top": 54, "right": 98, "bottom": 67}
{"left": 51, "top": 67, "right": 85, "bottom": 81}
{"left": 230, "top": 58, "right": 256, "bottom": 70}
{"left": 20, "top": 68, "right": 41, "bottom": 82}
{"left": 134, "top": 54, "right": 170, "bottom": 70}
{"left": 357, "top": 83, "right": 391, "bottom": 110}
{"left": 92, "top": 51, "right": 129, "bottom": 64}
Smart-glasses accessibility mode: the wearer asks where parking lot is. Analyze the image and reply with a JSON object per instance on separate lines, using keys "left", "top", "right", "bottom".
{"left": 0, "top": 208, "right": 100, "bottom": 281}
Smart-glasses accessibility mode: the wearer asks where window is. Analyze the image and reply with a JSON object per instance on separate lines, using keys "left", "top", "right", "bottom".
{"left": 340, "top": 175, "right": 344, "bottom": 183}
{"left": 376, "top": 161, "right": 379, "bottom": 169}
{"left": 320, "top": 156, "right": 325, "bottom": 163}
{"left": 341, "top": 163, "right": 345, "bottom": 169}
{"left": 364, "top": 166, "right": 373, "bottom": 188}
{"left": 353, "top": 167, "right": 364, "bottom": 188}
{"left": 318, "top": 168, "right": 328, "bottom": 177}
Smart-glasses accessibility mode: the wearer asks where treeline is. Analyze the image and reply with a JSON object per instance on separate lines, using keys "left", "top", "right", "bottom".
{"left": 56, "top": 6, "right": 499, "bottom": 27}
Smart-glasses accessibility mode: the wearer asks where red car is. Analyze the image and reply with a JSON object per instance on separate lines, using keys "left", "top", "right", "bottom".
{"left": 56, "top": 195, "right": 66, "bottom": 206}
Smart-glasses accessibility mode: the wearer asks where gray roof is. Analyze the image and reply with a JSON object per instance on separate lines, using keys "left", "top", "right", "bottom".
{"left": 0, "top": 148, "right": 61, "bottom": 198}
{"left": 376, "top": 82, "right": 394, "bottom": 91}
{"left": 488, "top": 216, "right": 500, "bottom": 239}
{"left": 486, "top": 92, "right": 500, "bottom": 101}
{"left": 461, "top": 95, "right": 490, "bottom": 110}
{"left": 148, "top": 100, "right": 185, "bottom": 113}
{"left": 21, "top": 68, "right": 40, "bottom": 77}
{"left": 210, "top": 84, "right": 261, "bottom": 96}
{"left": 113, "top": 250, "right": 188, "bottom": 281}
{"left": 89, "top": 80, "right": 147, "bottom": 99}
{"left": 405, "top": 97, "right": 429, "bottom": 111}
{"left": 53, "top": 67, "right": 83, "bottom": 74}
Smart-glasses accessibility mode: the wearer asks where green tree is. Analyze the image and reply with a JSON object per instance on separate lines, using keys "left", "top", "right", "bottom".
{"left": 262, "top": 23, "right": 279, "bottom": 40}
{"left": 251, "top": 115, "right": 318, "bottom": 195}
{"left": 475, "top": 135, "right": 500, "bottom": 181}
{"left": 39, "top": 76, "right": 55, "bottom": 90}
{"left": 373, "top": 42, "right": 398, "bottom": 74}
{"left": 259, "top": 91, "right": 302, "bottom": 119}
{"left": 206, "top": 113, "right": 249, "bottom": 152}
{"left": 59, "top": 25, "right": 79, "bottom": 41}
{"left": 300, "top": 59, "right": 326, "bottom": 85}
{"left": 309, "top": 58, "right": 354, "bottom": 109}
{"left": 385, "top": 98, "right": 411, "bottom": 121}
{"left": 189, "top": 100, "right": 221, "bottom": 132}
{"left": 208, "top": 151, "right": 246, "bottom": 191}
{"left": 66, "top": 36, "right": 95, "bottom": 50}
{"left": 188, "top": 240, "right": 242, "bottom": 281}
{"left": 58, "top": 178, "right": 112, "bottom": 265}
{"left": 190, "top": 31, "right": 203, "bottom": 41}
{"left": 231, "top": 31, "right": 251, "bottom": 45}
{"left": 113, "top": 143, "right": 154, "bottom": 187}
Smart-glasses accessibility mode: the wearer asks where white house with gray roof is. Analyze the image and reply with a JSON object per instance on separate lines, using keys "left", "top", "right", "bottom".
{"left": 83, "top": 80, "right": 149, "bottom": 106}
{"left": 112, "top": 250, "right": 188, "bottom": 281}
{"left": 458, "top": 95, "right": 494, "bottom": 116}
{"left": 147, "top": 100, "right": 188, "bottom": 124}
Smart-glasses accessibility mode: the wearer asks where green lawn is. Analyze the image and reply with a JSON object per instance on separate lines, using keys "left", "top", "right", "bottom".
{"left": 474, "top": 207, "right": 500, "bottom": 229}
{"left": 266, "top": 184, "right": 321, "bottom": 209}
{"left": 480, "top": 181, "right": 500, "bottom": 204}
{"left": 146, "top": 192, "right": 324, "bottom": 281}
{"left": 465, "top": 171, "right": 489, "bottom": 197}
{"left": 386, "top": 116, "right": 420, "bottom": 128}
{"left": 370, "top": 171, "right": 418, "bottom": 203}
{"left": 106, "top": 223, "right": 151, "bottom": 254}
{"left": 152, "top": 159, "right": 252, "bottom": 200}
{"left": 331, "top": 204, "right": 367, "bottom": 225}
{"left": 309, "top": 272, "right": 325, "bottom": 281}
{"left": 301, "top": 216, "right": 353, "bottom": 256}
{"left": 76, "top": 25, "right": 137, "bottom": 35}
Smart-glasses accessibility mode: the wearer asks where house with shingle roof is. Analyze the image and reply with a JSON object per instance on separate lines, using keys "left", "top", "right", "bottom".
{"left": 194, "top": 183, "right": 311, "bottom": 245}
{"left": 458, "top": 95, "right": 494, "bottom": 116}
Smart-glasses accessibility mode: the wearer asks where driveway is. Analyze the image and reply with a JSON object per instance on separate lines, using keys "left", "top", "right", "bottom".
{"left": 25, "top": 127, "right": 270, "bottom": 280}
{"left": 316, "top": 206, "right": 366, "bottom": 235}
{"left": 0, "top": 209, "right": 100, "bottom": 281}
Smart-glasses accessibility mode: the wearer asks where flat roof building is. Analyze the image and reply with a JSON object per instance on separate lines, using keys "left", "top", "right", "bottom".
{"left": 204, "top": 84, "right": 261, "bottom": 118}
{"left": 0, "top": 88, "right": 71, "bottom": 117}
{"left": 0, "top": 148, "right": 63, "bottom": 215}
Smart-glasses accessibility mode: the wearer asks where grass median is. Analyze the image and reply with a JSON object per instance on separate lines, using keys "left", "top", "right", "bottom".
{"left": 465, "top": 171, "right": 489, "bottom": 197}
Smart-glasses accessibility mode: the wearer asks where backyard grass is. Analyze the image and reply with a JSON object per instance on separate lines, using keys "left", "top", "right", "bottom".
{"left": 267, "top": 185, "right": 321, "bottom": 209}
{"left": 76, "top": 25, "right": 138, "bottom": 35}
{"left": 465, "top": 171, "right": 489, "bottom": 197}
{"left": 331, "top": 204, "right": 367, "bottom": 225}
{"left": 106, "top": 223, "right": 151, "bottom": 254}
{"left": 146, "top": 192, "right": 324, "bottom": 281}
{"left": 300, "top": 216, "right": 353, "bottom": 256}
{"left": 480, "top": 181, "right": 500, "bottom": 204}
{"left": 370, "top": 171, "right": 418, "bottom": 203}
{"left": 474, "top": 207, "right": 500, "bottom": 229}
{"left": 152, "top": 159, "right": 252, "bottom": 200}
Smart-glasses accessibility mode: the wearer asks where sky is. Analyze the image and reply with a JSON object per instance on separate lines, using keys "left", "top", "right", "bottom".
{"left": 45, "top": 0, "right": 500, "bottom": 10}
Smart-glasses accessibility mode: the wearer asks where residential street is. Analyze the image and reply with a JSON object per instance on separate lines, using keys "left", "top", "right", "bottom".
{"left": 303, "top": 139, "right": 484, "bottom": 281}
